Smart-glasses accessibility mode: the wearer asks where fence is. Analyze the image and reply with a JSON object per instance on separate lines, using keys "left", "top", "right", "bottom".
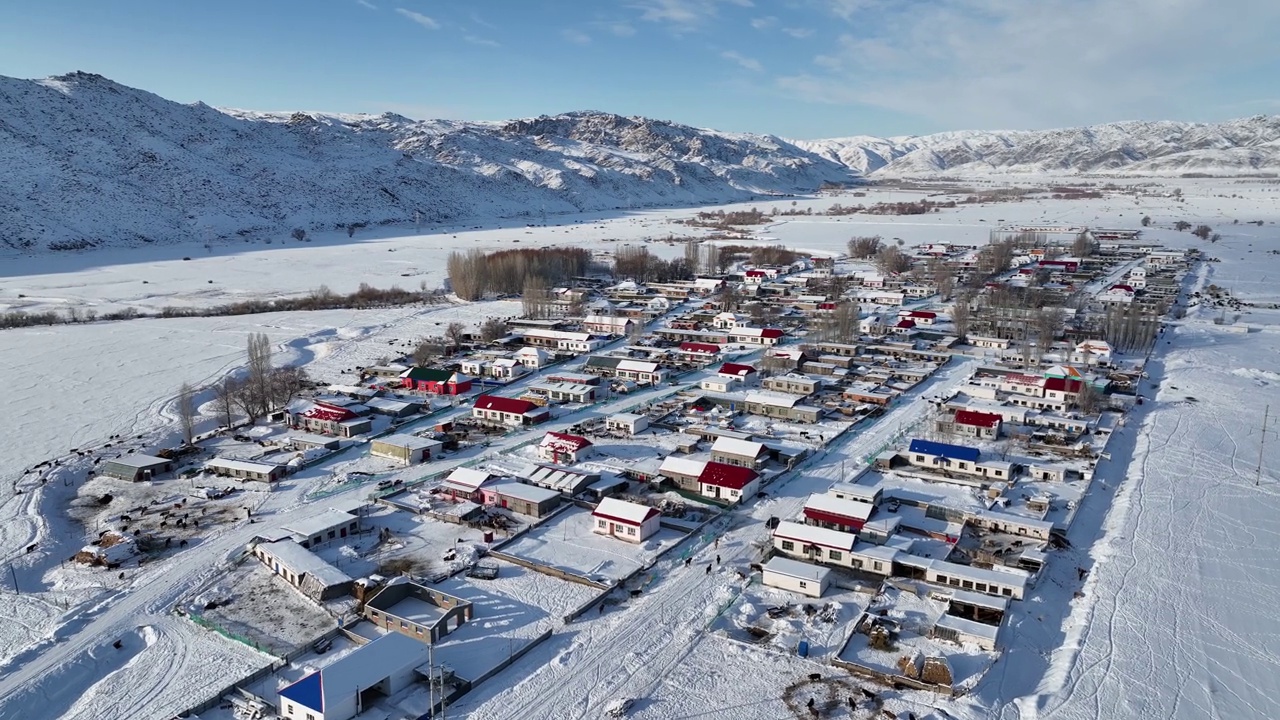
{"left": 487, "top": 549, "right": 611, "bottom": 590}
{"left": 185, "top": 611, "right": 282, "bottom": 658}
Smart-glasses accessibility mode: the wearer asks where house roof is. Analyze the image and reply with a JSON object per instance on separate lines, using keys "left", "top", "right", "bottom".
{"left": 540, "top": 431, "right": 593, "bottom": 454}
{"left": 731, "top": 327, "right": 785, "bottom": 339}
{"left": 473, "top": 394, "right": 541, "bottom": 415}
{"left": 773, "top": 520, "right": 856, "bottom": 551}
{"left": 444, "top": 467, "right": 493, "bottom": 491}
{"left": 375, "top": 433, "right": 443, "bottom": 451}
{"left": 283, "top": 508, "right": 358, "bottom": 539}
{"left": 103, "top": 453, "right": 170, "bottom": 469}
{"left": 279, "top": 632, "right": 430, "bottom": 714}
{"left": 1043, "top": 377, "right": 1084, "bottom": 393}
{"left": 763, "top": 556, "right": 831, "bottom": 583}
{"left": 904, "top": 310, "right": 937, "bottom": 319}
{"left": 301, "top": 404, "right": 356, "bottom": 422}
{"left": 206, "top": 457, "right": 282, "bottom": 474}
{"left": 593, "top": 497, "right": 660, "bottom": 525}
{"left": 680, "top": 341, "right": 721, "bottom": 354}
{"left": 804, "top": 493, "right": 874, "bottom": 522}
{"left": 718, "top": 362, "right": 757, "bottom": 377}
{"left": 895, "top": 319, "right": 916, "bottom": 329}
{"left": 698, "top": 461, "right": 759, "bottom": 490}
{"left": 255, "top": 540, "right": 351, "bottom": 587}
{"left": 954, "top": 410, "right": 1003, "bottom": 429}
{"left": 660, "top": 456, "right": 707, "bottom": 478}
{"left": 908, "top": 438, "right": 981, "bottom": 462}
{"left": 401, "top": 367, "right": 454, "bottom": 382}
{"left": 486, "top": 479, "right": 561, "bottom": 504}
{"left": 711, "top": 436, "right": 767, "bottom": 459}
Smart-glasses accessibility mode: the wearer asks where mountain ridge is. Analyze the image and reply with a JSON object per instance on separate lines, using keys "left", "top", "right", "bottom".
{"left": 2, "top": 72, "right": 1278, "bottom": 254}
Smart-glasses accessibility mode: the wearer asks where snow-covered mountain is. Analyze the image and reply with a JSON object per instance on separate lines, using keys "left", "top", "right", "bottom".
{"left": 0, "top": 72, "right": 852, "bottom": 253}
{"left": 795, "top": 116, "right": 1280, "bottom": 177}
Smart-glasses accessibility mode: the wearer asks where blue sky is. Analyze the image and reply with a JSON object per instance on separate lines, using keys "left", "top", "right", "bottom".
{"left": 3, "top": 0, "right": 1278, "bottom": 138}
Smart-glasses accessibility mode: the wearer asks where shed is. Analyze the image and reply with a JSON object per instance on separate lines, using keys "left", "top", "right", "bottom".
{"left": 99, "top": 454, "right": 173, "bottom": 482}
{"left": 252, "top": 540, "right": 352, "bottom": 602}
{"left": 761, "top": 556, "right": 832, "bottom": 598}
{"left": 206, "top": 457, "right": 285, "bottom": 483}
{"left": 480, "top": 480, "right": 562, "bottom": 517}
{"left": 371, "top": 434, "right": 443, "bottom": 465}
{"left": 288, "top": 434, "right": 341, "bottom": 452}
{"left": 277, "top": 632, "right": 430, "bottom": 720}
{"left": 438, "top": 468, "right": 493, "bottom": 500}
{"left": 605, "top": 412, "right": 649, "bottom": 436}
{"left": 932, "top": 613, "right": 1000, "bottom": 652}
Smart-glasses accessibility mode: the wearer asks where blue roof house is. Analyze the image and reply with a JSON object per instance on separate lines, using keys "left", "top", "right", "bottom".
{"left": 278, "top": 632, "right": 430, "bottom": 720}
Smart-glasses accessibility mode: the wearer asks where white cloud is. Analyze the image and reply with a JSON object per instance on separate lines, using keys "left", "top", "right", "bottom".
{"left": 395, "top": 8, "right": 440, "bottom": 30}
{"left": 608, "top": 21, "right": 637, "bottom": 36}
{"left": 781, "top": 27, "right": 813, "bottom": 38}
{"left": 750, "top": 16, "right": 777, "bottom": 29}
{"left": 721, "top": 50, "right": 763, "bottom": 72}
{"left": 562, "top": 28, "right": 593, "bottom": 44}
{"left": 631, "top": 0, "right": 753, "bottom": 30}
{"left": 464, "top": 35, "right": 500, "bottom": 47}
{"left": 356, "top": 0, "right": 377, "bottom": 9}
{"left": 776, "top": 0, "right": 1280, "bottom": 130}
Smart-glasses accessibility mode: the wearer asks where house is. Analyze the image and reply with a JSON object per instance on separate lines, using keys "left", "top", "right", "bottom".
{"left": 471, "top": 395, "right": 550, "bottom": 427}
{"left": 371, "top": 434, "right": 443, "bottom": 465}
{"left": 968, "top": 336, "right": 1011, "bottom": 350}
{"left": 1098, "top": 285, "right": 1135, "bottom": 304}
{"left": 438, "top": 467, "right": 494, "bottom": 501}
{"left": 744, "top": 392, "right": 823, "bottom": 423}
{"left": 889, "top": 319, "right": 918, "bottom": 336}
{"left": 524, "top": 329, "right": 607, "bottom": 353}
{"left": 583, "top": 315, "right": 635, "bottom": 336}
{"left": 291, "top": 402, "right": 372, "bottom": 437}
{"left": 99, "top": 454, "right": 173, "bottom": 482}
{"left": 924, "top": 558, "right": 1029, "bottom": 600}
{"left": 743, "top": 269, "right": 768, "bottom": 284}
{"left": 514, "top": 346, "right": 551, "bottom": 369}
{"left": 480, "top": 480, "right": 562, "bottom": 517}
{"left": 1072, "top": 339, "right": 1113, "bottom": 365}
{"left": 906, "top": 438, "right": 981, "bottom": 471}
{"left": 1038, "top": 259, "right": 1080, "bottom": 273}
{"left": 710, "top": 437, "right": 769, "bottom": 469}
{"left": 592, "top": 497, "right": 661, "bottom": 543}
{"left": 400, "top": 367, "right": 472, "bottom": 395}
{"left": 728, "top": 327, "right": 785, "bottom": 345}
{"left": 997, "top": 373, "right": 1046, "bottom": 397}
{"left": 277, "top": 632, "right": 430, "bottom": 720}
{"left": 364, "top": 363, "right": 409, "bottom": 379}
{"left": 761, "top": 556, "right": 832, "bottom": 598}
{"left": 1043, "top": 377, "right": 1084, "bottom": 404}
{"left": 526, "top": 381, "right": 598, "bottom": 404}
{"left": 605, "top": 412, "right": 649, "bottom": 436}
{"left": 252, "top": 540, "right": 352, "bottom": 602}
{"left": 206, "top": 457, "right": 286, "bottom": 483}
{"left": 860, "top": 315, "right": 884, "bottom": 335}
{"left": 697, "top": 462, "right": 760, "bottom": 504}
{"left": 363, "top": 578, "right": 473, "bottom": 644}
{"left": 761, "top": 374, "right": 819, "bottom": 396}
{"left": 969, "top": 509, "right": 1053, "bottom": 540}
{"left": 951, "top": 410, "right": 1003, "bottom": 439}
{"left": 717, "top": 362, "right": 759, "bottom": 385}
{"left": 362, "top": 397, "right": 422, "bottom": 418}
{"left": 659, "top": 456, "right": 710, "bottom": 492}
{"left": 678, "top": 342, "right": 722, "bottom": 364}
{"left": 772, "top": 520, "right": 856, "bottom": 567}
{"left": 712, "top": 311, "right": 748, "bottom": 329}
{"left": 583, "top": 356, "right": 668, "bottom": 385}
{"left": 284, "top": 508, "right": 363, "bottom": 548}
{"left": 862, "top": 291, "right": 906, "bottom": 306}
{"left": 803, "top": 493, "right": 874, "bottom": 533}
{"left": 489, "top": 358, "right": 527, "bottom": 380}
{"left": 537, "top": 431, "right": 594, "bottom": 464}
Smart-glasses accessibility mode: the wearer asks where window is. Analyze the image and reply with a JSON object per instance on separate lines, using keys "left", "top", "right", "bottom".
{"left": 286, "top": 705, "right": 293, "bottom": 715}
{"left": 370, "top": 611, "right": 380, "bottom": 619}
{"left": 828, "top": 550, "right": 842, "bottom": 561}
{"left": 307, "top": 715, "right": 315, "bottom": 720}
{"left": 781, "top": 540, "right": 795, "bottom": 552}
{"left": 799, "top": 581, "right": 808, "bottom": 589}
{"left": 597, "top": 519, "right": 606, "bottom": 528}
{"left": 962, "top": 580, "right": 973, "bottom": 590}
{"left": 936, "top": 575, "right": 948, "bottom": 584}
{"left": 627, "top": 526, "right": 636, "bottom": 536}
{"left": 914, "top": 455, "right": 925, "bottom": 463}
{"left": 975, "top": 583, "right": 987, "bottom": 593}
{"left": 1002, "top": 587, "right": 1013, "bottom": 597}
{"left": 873, "top": 562, "right": 883, "bottom": 571}
{"left": 327, "top": 530, "right": 336, "bottom": 539}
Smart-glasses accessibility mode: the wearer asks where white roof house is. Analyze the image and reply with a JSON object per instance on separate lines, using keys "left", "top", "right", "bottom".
{"left": 277, "top": 632, "right": 430, "bottom": 720}
{"left": 710, "top": 437, "right": 767, "bottom": 460}
{"left": 804, "top": 493, "right": 875, "bottom": 522}
{"left": 283, "top": 508, "right": 360, "bottom": 544}
{"left": 659, "top": 456, "right": 708, "bottom": 479}
{"left": 772, "top": 520, "right": 857, "bottom": 552}
{"left": 594, "top": 497, "right": 659, "bottom": 526}
{"left": 375, "top": 433, "right": 442, "bottom": 451}
{"left": 257, "top": 540, "right": 353, "bottom": 589}
{"left": 441, "top": 467, "right": 493, "bottom": 494}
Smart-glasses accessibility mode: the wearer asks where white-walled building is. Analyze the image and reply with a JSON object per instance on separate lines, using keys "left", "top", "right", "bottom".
{"left": 592, "top": 497, "right": 661, "bottom": 543}
{"left": 762, "top": 556, "right": 832, "bottom": 598}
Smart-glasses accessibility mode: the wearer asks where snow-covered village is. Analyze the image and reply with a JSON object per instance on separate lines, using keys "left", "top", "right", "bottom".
{"left": 4, "top": 8, "right": 1280, "bottom": 719}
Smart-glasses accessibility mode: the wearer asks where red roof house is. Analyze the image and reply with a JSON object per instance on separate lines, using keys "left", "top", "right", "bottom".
{"left": 471, "top": 395, "right": 550, "bottom": 427}
{"left": 953, "top": 409, "right": 1004, "bottom": 438}
{"left": 697, "top": 462, "right": 760, "bottom": 504}
{"left": 717, "top": 362, "right": 758, "bottom": 380}
{"left": 537, "top": 431, "right": 594, "bottom": 464}
{"left": 1044, "top": 377, "right": 1084, "bottom": 399}
{"left": 680, "top": 341, "right": 721, "bottom": 356}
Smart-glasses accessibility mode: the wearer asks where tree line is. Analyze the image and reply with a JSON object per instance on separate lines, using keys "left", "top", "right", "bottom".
{"left": 447, "top": 247, "right": 593, "bottom": 301}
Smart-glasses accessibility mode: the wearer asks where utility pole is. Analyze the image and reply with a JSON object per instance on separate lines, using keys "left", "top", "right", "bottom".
{"left": 9, "top": 565, "right": 18, "bottom": 594}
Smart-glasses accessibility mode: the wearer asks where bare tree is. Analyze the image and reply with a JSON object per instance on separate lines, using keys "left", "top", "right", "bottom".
{"left": 522, "top": 276, "right": 550, "bottom": 319}
{"left": 212, "top": 376, "right": 240, "bottom": 430}
{"left": 951, "top": 293, "right": 973, "bottom": 342}
{"left": 480, "top": 318, "right": 509, "bottom": 342}
{"left": 177, "top": 382, "right": 197, "bottom": 445}
{"left": 1032, "top": 307, "right": 1066, "bottom": 366}
{"left": 1192, "top": 224, "right": 1212, "bottom": 240}
{"left": 291, "top": 228, "right": 306, "bottom": 242}
{"left": 267, "top": 366, "right": 309, "bottom": 410}
{"left": 1075, "top": 382, "right": 1102, "bottom": 415}
{"left": 874, "top": 246, "right": 912, "bottom": 274}
{"left": 412, "top": 338, "right": 444, "bottom": 366}
{"left": 847, "top": 236, "right": 883, "bottom": 259}
{"left": 720, "top": 283, "right": 742, "bottom": 312}
{"left": 759, "top": 353, "right": 793, "bottom": 376}
{"left": 445, "top": 322, "right": 467, "bottom": 351}
{"left": 1072, "top": 232, "right": 1094, "bottom": 258}
{"left": 244, "top": 332, "right": 274, "bottom": 419}
{"left": 1141, "top": 215, "right": 1152, "bottom": 227}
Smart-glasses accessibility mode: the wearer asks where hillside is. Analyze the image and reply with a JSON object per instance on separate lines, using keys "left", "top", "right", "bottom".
{"left": 0, "top": 72, "right": 851, "bottom": 253}
{"left": 795, "top": 116, "right": 1280, "bottom": 176}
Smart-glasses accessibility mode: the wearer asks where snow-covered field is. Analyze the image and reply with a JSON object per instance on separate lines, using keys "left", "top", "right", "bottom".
{"left": 1, "top": 180, "right": 1278, "bottom": 718}
{"left": 498, "top": 508, "right": 689, "bottom": 583}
